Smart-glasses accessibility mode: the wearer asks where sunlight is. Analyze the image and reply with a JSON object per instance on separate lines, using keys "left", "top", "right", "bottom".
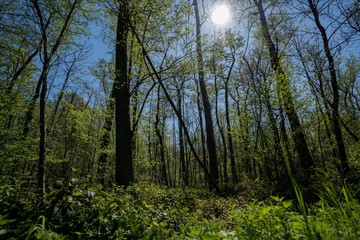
{"left": 210, "top": 5, "right": 230, "bottom": 26}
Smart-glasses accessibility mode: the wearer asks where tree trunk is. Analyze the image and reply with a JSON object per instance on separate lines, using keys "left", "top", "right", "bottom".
{"left": 213, "top": 56, "right": 228, "bottom": 184}
{"left": 307, "top": 0, "right": 350, "bottom": 175}
{"left": 253, "top": 0, "right": 314, "bottom": 173}
{"left": 224, "top": 57, "right": 237, "bottom": 184}
{"left": 155, "top": 86, "right": 169, "bottom": 188}
{"left": 177, "top": 88, "right": 188, "bottom": 186}
{"left": 115, "top": 0, "right": 133, "bottom": 187}
{"left": 194, "top": 0, "right": 219, "bottom": 188}
{"left": 38, "top": 66, "right": 47, "bottom": 194}
{"left": 196, "top": 78, "right": 207, "bottom": 169}
{"left": 128, "top": 18, "right": 221, "bottom": 193}
{"left": 31, "top": 0, "right": 50, "bottom": 195}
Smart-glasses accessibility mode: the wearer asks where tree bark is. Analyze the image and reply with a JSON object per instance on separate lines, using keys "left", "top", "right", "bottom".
{"left": 194, "top": 0, "right": 219, "bottom": 188}
{"left": 177, "top": 87, "right": 188, "bottom": 187}
{"left": 30, "top": 0, "right": 49, "bottom": 194}
{"left": 213, "top": 56, "right": 228, "bottom": 184}
{"left": 154, "top": 86, "right": 169, "bottom": 188}
{"left": 224, "top": 57, "right": 238, "bottom": 183}
{"left": 114, "top": 0, "right": 133, "bottom": 187}
{"left": 307, "top": 0, "right": 350, "bottom": 175}
{"left": 195, "top": 78, "right": 207, "bottom": 176}
{"left": 253, "top": 0, "right": 314, "bottom": 173}
{"left": 38, "top": 65, "right": 47, "bottom": 194}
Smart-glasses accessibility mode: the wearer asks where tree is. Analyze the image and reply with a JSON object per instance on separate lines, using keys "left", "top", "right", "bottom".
{"left": 212, "top": 52, "right": 229, "bottom": 184}
{"left": 128, "top": 17, "right": 221, "bottom": 192}
{"left": 306, "top": 0, "right": 350, "bottom": 175}
{"left": 114, "top": 0, "right": 133, "bottom": 187}
{"left": 252, "top": 0, "right": 314, "bottom": 174}
{"left": 154, "top": 85, "right": 169, "bottom": 187}
{"left": 173, "top": 74, "right": 189, "bottom": 187}
{"left": 30, "top": 0, "right": 80, "bottom": 194}
{"left": 193, "top": 0, "right": 219, "bottom": 188}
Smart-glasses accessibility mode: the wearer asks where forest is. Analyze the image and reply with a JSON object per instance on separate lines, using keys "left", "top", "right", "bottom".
{"left": 1, "top": 0, "right": 360, "bottom": 239}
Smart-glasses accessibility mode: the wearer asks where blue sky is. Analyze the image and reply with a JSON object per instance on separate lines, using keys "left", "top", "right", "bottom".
{"left": 88, "top": 22, "right": 111, "bottom": 61}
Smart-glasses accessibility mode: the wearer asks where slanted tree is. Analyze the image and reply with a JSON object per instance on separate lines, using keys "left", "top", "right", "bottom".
{"left": 306, "top": 0, "right": 350, "bottom": 175}
{"left": 252, "top": 0, "right": 314, "bottom": 174}
{"left": 193, "top": 0, "right": 219, "bottom": 188}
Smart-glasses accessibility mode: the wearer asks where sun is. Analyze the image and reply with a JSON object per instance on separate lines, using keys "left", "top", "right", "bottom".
{"left": 210, "top": 5, "right": 230, "bottom": 26}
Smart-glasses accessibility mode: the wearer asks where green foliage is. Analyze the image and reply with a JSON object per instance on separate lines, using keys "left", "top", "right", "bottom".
{"left": 0, "top": 181, "right": 197, "bottom": 239}
{"left": 1, "top": 180, "right": 360, "bottom": 239}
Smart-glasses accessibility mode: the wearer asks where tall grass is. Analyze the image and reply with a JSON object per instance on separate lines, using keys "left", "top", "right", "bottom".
{"left": 282, "top": 146, "right": 321, "bottom": 239}
{"left": 183, "top": 150, "right": 360, "bottom": 239}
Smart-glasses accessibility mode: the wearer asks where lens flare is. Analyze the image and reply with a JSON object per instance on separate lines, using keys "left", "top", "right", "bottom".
{"left": 210, "top": 5, "right": 230, "bottom": 26}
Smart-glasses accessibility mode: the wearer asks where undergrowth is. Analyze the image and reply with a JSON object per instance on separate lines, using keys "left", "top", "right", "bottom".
{"left": 0, "top": 177, "right": 359, "bottom": 239}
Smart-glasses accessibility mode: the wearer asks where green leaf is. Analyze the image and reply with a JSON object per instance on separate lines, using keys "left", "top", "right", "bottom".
{"left": 0, "top": 215, "right": 15, "bottom": 225}
{"left": 282, "top": 200, "right": 293, "bottom": 209}
{"left": 202, "top": 234, "right": 218, "bottom": 240}
{"left": 270, "top": 196, "right": 280, "bottom": 202}
{"left": 261, "top": 206, "right": 272, "bottom": 215}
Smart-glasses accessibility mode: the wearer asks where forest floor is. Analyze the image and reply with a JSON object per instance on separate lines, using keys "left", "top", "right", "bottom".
{"left": 1, "top": 178, "right": 360, "bottom": 239}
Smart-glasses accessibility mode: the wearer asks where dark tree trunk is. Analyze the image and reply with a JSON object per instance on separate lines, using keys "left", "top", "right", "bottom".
{"left": 194, "top": 0, "right": 219, "bottom": 188}
{"left": 224, "top": 56, "right": 237, "bottom": 184}
{"left": 253, "top": 0, "right": 314, "bottom": 173}
{"left": 30, "top": 0, "right": 49, "bottom": 194}
{"left": 38, "top": 66, "right": 47, "bottom": 194}
{"left": 155, "top": 86, "right": 169, "bottom": 188}
{"left": 177, "top": 89, "right": 188, "bottom": 187}
{"left": 196, "top": 78, "right": 207, "bottom": 168}
{"left": 114, "top": 0, "right": 133, "bottom": 187}
{"left": 308, "top": 0, "right": 350, "bottom": 175}
{"left": 213, "top": 56, "right": 228, "bottom": 184}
